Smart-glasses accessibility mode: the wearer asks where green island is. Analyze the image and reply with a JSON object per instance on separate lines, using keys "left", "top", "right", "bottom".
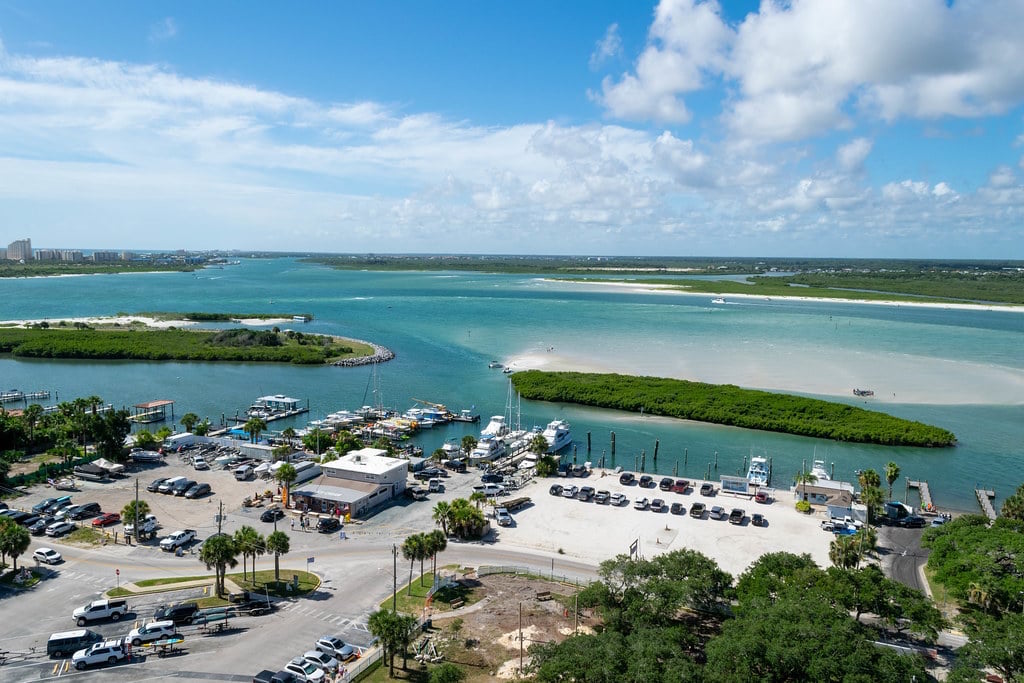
{"left": 126, "top": 311, "right": 313, "bottom": 322}
{"left": 308, "top": 254, "right": 1024, "bottom": 305}
{"left": 0, "top": 262, "right": 196, "bottom": 278}
{"left": 0, "top": 327, "right": 375, "bottom": 365}
{"left": 510, "top": 370, "right": 956, "bottom": 447}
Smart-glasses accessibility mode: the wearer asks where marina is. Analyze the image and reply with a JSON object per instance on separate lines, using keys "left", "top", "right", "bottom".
{"left": 0, "top": 389, "right": 52, "bottom": 403}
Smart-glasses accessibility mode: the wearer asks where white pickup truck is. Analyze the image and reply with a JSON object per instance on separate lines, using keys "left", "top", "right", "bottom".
{"left": 73, "top": 599, "right": 129, "bottom": 626}
{"left": 159, "top": 529, "right": 197, "bottom": 552}
{"left": 124, "top": 514, "right": 159, "bottom": 539}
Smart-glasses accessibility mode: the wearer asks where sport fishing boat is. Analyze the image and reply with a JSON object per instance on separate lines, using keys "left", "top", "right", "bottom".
{"left": 481, "top": 415, "right": 509, "bottom": 439}
{"left": 541, "top": 420, "right": 572, "bottom": 453}
{"left": 469, "top": 437, "right": 506, "bottom": 463}
{"left": 811, "top": 459, "right": 831, "bottom": 481}
{"left": 747, "top": 456, "right": 770, "bottom": 487}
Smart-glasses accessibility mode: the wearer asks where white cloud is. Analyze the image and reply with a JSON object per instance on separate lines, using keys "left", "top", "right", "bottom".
{"left": 989, "top": 165, "right": 1016, "bottom": 188}
{"left": 836, "top": 138, "right": 873, "bottom": 172}
{"left": 149, "top": 17, "right": 178, "bottom": 44}
{"left": 590, "top": 23, "right": 623, "bottom": 69}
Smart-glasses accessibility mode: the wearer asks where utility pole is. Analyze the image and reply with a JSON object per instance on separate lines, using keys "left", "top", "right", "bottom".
{"left": 218, "top": 500, "right": 224, "bottom": 535}
{"left": 133, "top": 478, "right": 139, "bottom": 546}
{"left": 519, "top": 602, "right": 524, "bottom": 674}
{"left": 392, "top": 544, "right": 398, "bottom": 611}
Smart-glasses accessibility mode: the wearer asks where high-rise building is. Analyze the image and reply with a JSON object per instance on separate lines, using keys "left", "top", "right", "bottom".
{"left": 34, "top": 249, "right": 58, "bottom": 261}
{"left": 7, "top": 238, "right": 31, "bottom": 261}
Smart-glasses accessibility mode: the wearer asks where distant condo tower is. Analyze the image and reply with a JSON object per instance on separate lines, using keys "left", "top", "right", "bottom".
{"left": 6, "top": 238, "right": 31, "bottom": 261}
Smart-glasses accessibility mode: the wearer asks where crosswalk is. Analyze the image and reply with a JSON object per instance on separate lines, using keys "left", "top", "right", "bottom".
{"left": 275, "top": 601, "right": 370, "bottom": 633}
{"left": 52, "top": 569, "right": 113, "bottom": 591}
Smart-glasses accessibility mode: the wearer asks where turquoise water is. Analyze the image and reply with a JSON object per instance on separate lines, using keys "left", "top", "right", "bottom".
{"left": 2, "top": 259, "right": 1021, "bottom": 512}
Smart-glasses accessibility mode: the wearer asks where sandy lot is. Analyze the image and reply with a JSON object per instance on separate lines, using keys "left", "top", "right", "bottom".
{"left": 491, "top": 471, "right": 832, "bottom": 577}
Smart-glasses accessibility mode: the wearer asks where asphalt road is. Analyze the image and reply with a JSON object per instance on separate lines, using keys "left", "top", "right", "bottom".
{"left": 878, "top": 524, "right": 929, "bottom": 592}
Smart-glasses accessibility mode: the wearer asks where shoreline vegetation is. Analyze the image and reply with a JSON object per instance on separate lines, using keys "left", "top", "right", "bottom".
{"left": 510, "top": 370, "right": 956, "bottom": 447}
{"left": 308, "top": 255, "right": 1024, "bottom": 306}
{"left": 0, "top": 262, "right": 196, "bottom": 278}
{"left": 125, "top": 311, "right": 314, "bottom": 322}
{"left": 0, "top": 323, "right": 392, "bottom": 366}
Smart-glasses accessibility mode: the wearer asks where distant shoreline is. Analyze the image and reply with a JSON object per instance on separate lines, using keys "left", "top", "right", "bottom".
{"left": 545, "top": 279, "right": 1024, "bottom": 313}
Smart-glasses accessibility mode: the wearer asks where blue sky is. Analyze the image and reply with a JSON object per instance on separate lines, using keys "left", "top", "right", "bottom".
{"left": 1, "top": 0, "right": 1023, "bottom": 258}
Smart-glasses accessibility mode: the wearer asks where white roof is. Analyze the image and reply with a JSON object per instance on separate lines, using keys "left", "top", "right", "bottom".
{"left": 322, "top": 448, "right": 406, "bottom": 476}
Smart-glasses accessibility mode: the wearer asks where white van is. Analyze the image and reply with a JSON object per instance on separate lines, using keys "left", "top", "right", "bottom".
{"left": 234, "top": 465, "right": 254, "bottom": 481}
{"left": 158, "top": 476, "right": 186, "bottom": 494}
{"left": 427, "top": 478, "right": 443, "bottom": 493}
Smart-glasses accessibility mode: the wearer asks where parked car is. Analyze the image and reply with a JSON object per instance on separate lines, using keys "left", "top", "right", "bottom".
{"left": 900, "top": 515, "right": 927, "bottom": 528}
{"left": 638, "top": 475, "right": 654, "bottom": 488}
{"left": 261, "top": 508, "right": 285, "bottom": 523}
{"left": 415, "top": 467, "right": 445, "bottom": 481}
{"left": 659, "top": 477, "right": 674, "bottom": 491}
{"left": 171, "top": 479, "right": 196, "bottom": 496}
{"left": 689, "top": 502, "right": 706, "bottom": 518}
{"left": 71, "top": 640, "right": 129, "bottom": 670}
{"left": 751, "top": 513, "right": 766, "bottom": 527}
{"left": 68, "top": 503, "right": 101, "bottom": 520}
{"left": 930, "top": 517, "right": 947, "bottom": 527}
{"left": 284, "top": 656, "right": 326, "bottom": 682}
{"left": 548, "top": 484, "right": 563, "bottom": 496}
{"left": 609, "top": 492, "right": 628, "bottom": 506}
{"left": 633, "top": 497, "right": 649, "bottom": 510}
{"left": 184, "top": 483, "right": 212, "bottom": 499}
{"left": 147, "top": 477, "right": 169, "bottom": 493}
{"left": 480, "top": 472, "right": 504, "bottom": 484}
{"left": 44, "top": 496, "right": 74, "bottom": 514}
{"left": 46, "top": 520, "right": 76, "bottom": 537}
{"left": 128, "top": 621, "right": 177, "bottom": 647}
{"left": 754, "top": 490, "right": 770, "bottom": 504}
{"left": 153, "top": 602, "right": 199, "bottom": 625}
{"left": 91, "top": 512, "right": 121, "bottom": 527}
{"left": 650, "top": 498, "right": 666, "bottom": 512}
{"left": 33, "top": 498, "right": 58, "bottom": 514}
{"left": 18, "top": 513, "right": 43, "bottom": 528}
{"left": 618, "top": 472, "right": 635, "bottom": 485}
{"left": 494, "top": 507, "right": 513, "bottom": 526}
{"left": 700, "top": 483, "right": 715, "bottom": 496}
{"left": 729, "top": 508, "right": 745, "bottom": 525}
{"left": 577, "top": 486, "right": 595, "bottom": 501}
{"left": 709, "top": 506, "right": 725, "bottom": 520}
{"left": 317, "top": 517, "right": 341, "bottom": 534}
{"left": 670, "top": 502, "right": 685, "bottom": 515}
{"left": 560, "top": 485, "right": 579, "bottom": 499}
{"left": 315, "top": 636, "right": 357, "bottom": 662}
{"left": 476, "top": 483, "right": 505, "bottom": 497}
{"left": 672, "top": 479, "right": 690, "bottom": 493}
{"left": 594, "top": 490, "right": 610, "bottom": 504}
{"left": 33, "top": 547, "right": 63, "bottom": 564}
{"left": 192, "top": 456, "right": 209, "bottom": 470}
{"left": 303, "top": 649, "right": 339, "bottom": 673}
{"left": 30, "top": 516, "right": 54, "bottom": 535}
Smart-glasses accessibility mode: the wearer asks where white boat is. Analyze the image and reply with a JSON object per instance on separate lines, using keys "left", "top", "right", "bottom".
{"left": 481, "top": 415, "right": 509, "bottom": 439}
{"left": 711, "top": 298, "right": 726, "bottom": 305}
{"left": 441, "top": 440, "right": 462, "bottom": 458}
{"left": 747, "top": 456, "right": 770, "bottom": 487}
{"left": 811, "top": 459, "right": 831, "bottom": 481}
{"left": 470, "top": 437, "right": 506, "bottom": 462}
{"left": 488, "top": 361, "right": 503, "bottom": 368}
{"left": 541, "top": 420, "right": 572, "bottom": 453}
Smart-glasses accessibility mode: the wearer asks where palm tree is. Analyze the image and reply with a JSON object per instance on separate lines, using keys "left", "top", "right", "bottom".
{"left": 180, "top": 412, "right": 200, "bottom": 433}
{"left": 860, "top": 485, "right": 885, "bottom": 524}
{"left": 432, "top": 501, "right": 451, "bottom": 536}
{"left": 121, "top": 499, "right": 151, "bottom": 533}
{"left": 368, "top": 610, "right": 404, "bottom": 678}
{"left": 426, "top": 529, "right": 448, "bottom": 581}
{"left": 854, "top": 526, "right": 877, "bottom": 562}
{"left": 22, "top": 403, "right": 43, "bottom": 443}
{"left": 401, "top": 534, "right": 424, "bottom": 595}
{"left": 0, "top": 520, "right": 31, "bottom": 571}
{"left": 884, "top": 462, "right": 901, "bottom": 502}
{"left": 795, "top": 471, "right": 818, "bottom": 501}
{"left": 243, "top": 417, "right": 267, "bottom": 444}
{"left": 469, "top": 491, "right": 486, "bottom": 510}
{"left": 265, "top": 530, "right": 290, "bottom": 584}
{"left": 829, "top": 535, "right": 860, "bottom": 570}
{"left": 529, "top": 432, "right": 549, "bottom": 455}
{"left": 1000, "top": 483, "right": 1024, "bottom": 521}
{"left": 233, "top": 525, "right": 264, "bottom": 582}
{"left": 281, "top": 427, "right": 297, "bottom": 443}
{"left": 274, "top": 462, "right": 297, "bottom": 506}
{"left": 536, "top": 454, "right": 558, "bottom": 477}
{"left": 460, "top": 435, "right": 477, "bottom": 455}
{"left": 858, "top": 469, "right": 881, "bottom": 490}
{"left": 198, "top": 533, "right": 238, "bottom": 597}
{"left": 194, "top": 419, "right": 212, "bottom": 436}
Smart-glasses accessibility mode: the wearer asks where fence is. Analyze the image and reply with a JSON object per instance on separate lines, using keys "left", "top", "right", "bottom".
{"left": 6, "top": 453, "right": 103, "bottom": 488}
{"left": 476, "top": 564, "right": 592, "bottom": 586}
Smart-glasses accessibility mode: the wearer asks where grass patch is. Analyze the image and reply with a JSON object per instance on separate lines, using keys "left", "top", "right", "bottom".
{"left": 197, "top": 595, "right": 231, "bottom": 609}
{"left": 66, "top": 526, "right": 104, "bottom": 545}
{"left": 379, "top": 571, "right": 476, "bottom": 615}
{"left": 354, "top": 658, "right": 427, "bottom": 683}
{"left": 228, "top": 569, "right": 320, "bottom": 597}
{"left": 923, "top": 566, "right": 960, "bottom": 622}
{"left": 135, "top": 575, "right": 210, "bottom": 587}
{"left": 106, "top": 587, "right": 131, "bottom": 597}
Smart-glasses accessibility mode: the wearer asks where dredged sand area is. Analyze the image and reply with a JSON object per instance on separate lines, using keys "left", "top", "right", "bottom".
{"left": 0, "top": 315, "right": 297, "bottom": 328}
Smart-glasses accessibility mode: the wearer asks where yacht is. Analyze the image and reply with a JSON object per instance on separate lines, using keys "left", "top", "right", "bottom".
{"left": 711, "top": 298, "right": 726, "bottom": 304}
{"left": 481, "top": 415, "right": 509, "bottom": 439}
{"left": 747, "top": 456, "right": 770, "bottom": 487}
{"left": 541, "top": 420, "right": 572, "bottom": 453}
{"left": 470, "top": 437, "right": 506, "bottom": 463}
{"left": 811, "top": 459, "right": 831, "bottom": 481}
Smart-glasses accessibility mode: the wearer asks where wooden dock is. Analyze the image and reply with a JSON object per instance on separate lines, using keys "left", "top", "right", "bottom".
{"left": 229, "top": 407, "right": 309, "bottom": 424}
{"left": 907, "top": 479, "right": 933, "bottom": 511}
{"left": 975, "top": 488, "right": 997, "bottom": 521}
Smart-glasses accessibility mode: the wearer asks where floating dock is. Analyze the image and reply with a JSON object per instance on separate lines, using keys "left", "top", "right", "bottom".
{"left": 975, "top": 488, "right": 997, "bottom": 521}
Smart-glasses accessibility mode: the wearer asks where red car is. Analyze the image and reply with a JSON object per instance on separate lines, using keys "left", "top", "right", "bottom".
{"left": 672, "top": 479, "right": 690, "bottom": 493}
{"left": 92, "top": 512, "right": 121, "bottom": 527}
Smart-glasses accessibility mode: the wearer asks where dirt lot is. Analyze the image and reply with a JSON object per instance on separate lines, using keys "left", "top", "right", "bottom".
{"left": 424, "top": 573, "right": 589, "bottom": 681}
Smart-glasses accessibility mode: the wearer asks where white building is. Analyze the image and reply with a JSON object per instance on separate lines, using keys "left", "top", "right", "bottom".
{"left": 7, "top": 238, "right": 31, "bottom": 261}
{"left": 292, "top": 448, "right": 408, "bottom": 519}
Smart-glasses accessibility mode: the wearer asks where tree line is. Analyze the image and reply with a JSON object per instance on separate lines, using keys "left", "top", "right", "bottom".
{"left": 511, "top": 370, "right": 956, "bottom": 447}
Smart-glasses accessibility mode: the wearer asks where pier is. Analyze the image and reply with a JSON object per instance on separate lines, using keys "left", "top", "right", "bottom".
{"left": 907, "top": 479, "right": 934, "bottom": 512}
{"left": 129, "top": 399, "right": 175, "bottom": 424}
{"left": 975, "top": 488, "right": 997, "bottom": 521}
{"left": 230, "top": 407, "right": 309, "bottom": 424}
{"left": 1, "top": 389, "right": 51, "bottom": 403}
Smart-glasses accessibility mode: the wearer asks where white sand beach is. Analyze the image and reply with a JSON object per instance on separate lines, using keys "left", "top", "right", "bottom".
{"left": 0, "top": 315, "right": 295, "bottom": 329}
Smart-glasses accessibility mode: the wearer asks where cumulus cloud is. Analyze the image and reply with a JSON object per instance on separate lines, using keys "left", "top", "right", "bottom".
{"left": 837, "top": 138, "right": 873, "bottom": 172}
{"left": 590, "top": 23, "right": 623, "bottom": 69}
{"left": 600, "top": 0, "right": 1024, "bottom": 142}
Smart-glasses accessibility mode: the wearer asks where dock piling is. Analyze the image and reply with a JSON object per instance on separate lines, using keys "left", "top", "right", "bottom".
{"left": 611, "top": 431, "right": 616, "bottom": 456}
{"left": 714, "top": 451, "right": 718, "bottom": 470}
{"left": 653, "top": 440, "right": 659, "bottom": 462}
{"left": 587, "top": 431, "right": 591, "bottom": 453}
{"left": 640, "top": 450, "right": 646, "bottom": 472}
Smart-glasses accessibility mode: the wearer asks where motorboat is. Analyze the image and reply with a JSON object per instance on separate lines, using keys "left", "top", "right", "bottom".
{"left": 541, "top": 420, "right": 572, "bottom": 453}
{"left": 481, "top": 415, "right": 509, "bottom": 439}
{"left": 470, "top": 437, "right": 506, "bottom": 463}
{"left": 747, "top": 456, "right": 770, "bottom": 487}
{"left": 811, "top": 459, "right": 831, "bottom": 481}
{"left": 488, "top": 361, "right": 503, "bottom": 368}
{"left": 711, "top": 298, "right": 726, "bottom": 304}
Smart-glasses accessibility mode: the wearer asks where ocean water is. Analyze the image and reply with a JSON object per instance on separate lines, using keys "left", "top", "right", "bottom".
{"left": 1, "top": 258, "right": 1021, "bottom": 512}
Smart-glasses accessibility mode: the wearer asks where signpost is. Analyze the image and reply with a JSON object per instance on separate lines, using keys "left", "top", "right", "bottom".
{"left": 115, "top": 568, "right": 120, "bottom": 589}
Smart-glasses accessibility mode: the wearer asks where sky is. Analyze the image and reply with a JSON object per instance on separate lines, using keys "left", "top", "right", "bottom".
{"left": 1, "top": 0, "right": 1023, "bottom": 258}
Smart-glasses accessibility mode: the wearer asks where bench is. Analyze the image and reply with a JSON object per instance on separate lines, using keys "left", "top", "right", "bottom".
{"left": 449, "top": 599, "right": 465, "bottom": 609}
{"left": 535, "top": 591, "right": 552, "bottom": 601}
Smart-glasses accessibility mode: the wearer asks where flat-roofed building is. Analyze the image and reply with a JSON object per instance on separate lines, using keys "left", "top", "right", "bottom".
{"left": 291, "top": 448, "right": 408, "bottom": 519}
{"left": 7, "top": 238, "right": 31, "bottom": 261}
